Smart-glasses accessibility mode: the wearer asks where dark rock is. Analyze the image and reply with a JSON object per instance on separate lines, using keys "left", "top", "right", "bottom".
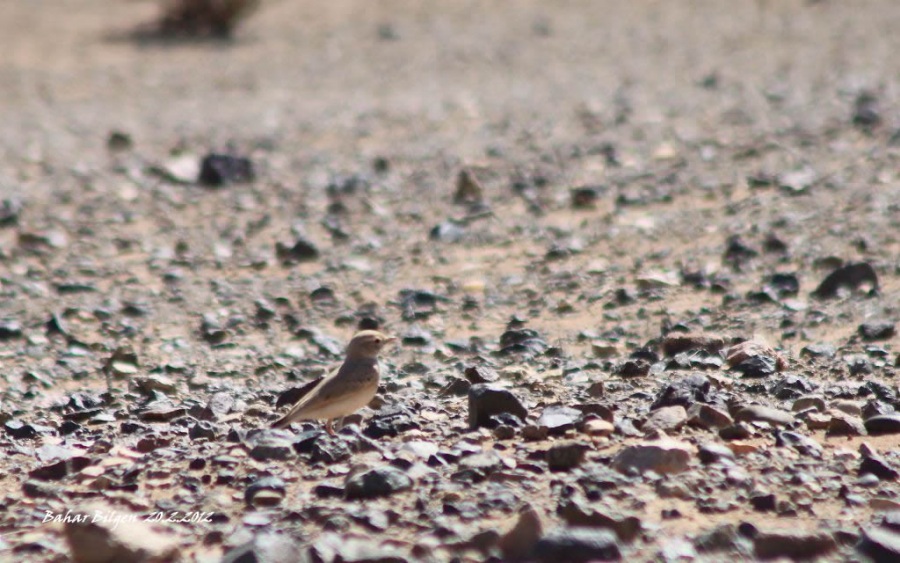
{"left": 800, "top": 343, "right": 836, "bottom": 359}
{"left": 753, "top": 530, "right": 836, "bottom": 560}
{"left": 5, "top": 419, "right": 53, "bottom": 439}
{"left": 857, "top": 527, "right": 900, "bottom": 562}
{"left": 547, "top": 441, "right": 590, "bottom": 472}
{"left": 558, "top": 498, "right": 641, "bottom": 542}
{"left": 198, "top": 153, "right": 254, "bottom": 186}
{"left": 853, "top": 91, "right": 882, "bottom": 130}
{"left": 0, "top": 319, "right": 23, "bottom": 340}
{"left": 732, "top": 355, "right": 777, "bottom": 378}
{"left": 612, "top": 440, "right": 692, "bottom": 475}
{"left": 698, "top": 442, "right": 735, "bottom": 465}
{"left": 499, "top": 504, "right": 544, "bottom": 561}
{"left": 570, "top": 186, "right": 602, "bottom": 209}
{"left": 860, "top": 455, "right": 899, "bottom": 481}
{"left": 244, "top": 476, "right": 286, "bottom": 507}
{"left": 650, "top": 373, "right": 710, "bottom": 410}
{"left": 813, "top": 262, "right": 878, "bottom": 298}
{"left": 364, "top": 404, "right": 419, "bottom": 438}
{"left": 189, "top": 421, "right": 218, "bottom": 441}
{"left": 862, "top": 400, "right": 896, "bottom": 420}
{"left": 29, "top": 457, "right": 91, "bottom": 481}
{"left": 723, "top": 235, "right": 758, "bottom": 270}
{"left": 750, "top": 492, "right": 777, "bottom": 512}
{"left": 468, "top": 384, "right": 528, "bottom": 429}
{"left": 642, "top": 406, "right": 687, "bottom": 433}
{"left": 772, "top": 375, "right": 816, "bottom": 400}
{"left": 687, "top": 404, "right": 733, "bottom": 430}
{"left": 454, "top": 168, "right": 484, "bottom": 204}
{"left": 498, "top": 329, "right": 548, "bottom": 356}
{"left": 345, "top": 466, "right": 412, "bottom": 500}
{"left": 614, "top": 359, "right": 650, "bottom": 378}
{"left": 775, "top": 431, "right": 823, "bottom": 458}
{"left": 661, "top": 334, "right": 726, "bottom": 356}
{"left": 464, "top": 365, "right": 500, "bottom": 384}
{"left": 827, "top": 412, "right": 867, "bottom": 437}
{"left": 533, "top": 527, "right": 621, "bottom": 562}
{"left": 859, "top": 321, "right": 896, "bottom": 342}
{"left": 247, "top": 431, "right": 295, "bottom": 462}
{"left": 275, "top": 237, "right": 319, "bottom": 264}
{"left": 865, "top": 414, "right": 900, "bottom": 435}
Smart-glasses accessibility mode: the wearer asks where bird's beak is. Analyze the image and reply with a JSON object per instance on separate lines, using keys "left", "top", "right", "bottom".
{"left": 385, "top": 336, "right": 399, "bottom": 346}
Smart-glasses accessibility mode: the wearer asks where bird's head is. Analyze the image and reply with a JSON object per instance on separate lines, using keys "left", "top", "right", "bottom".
{"left": 346, "top": 330, "right": 397, "bottom": 359}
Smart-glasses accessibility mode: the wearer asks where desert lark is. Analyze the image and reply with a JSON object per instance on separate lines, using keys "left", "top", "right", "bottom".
{"left": 272, "top": 330, "right": 396, "bottom": 434}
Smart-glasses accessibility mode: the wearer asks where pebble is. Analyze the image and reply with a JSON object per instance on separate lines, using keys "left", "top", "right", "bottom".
{"left": 612, "top": 439, "right": 692, "bottom": 475}
{"left": 499, "top": 504, "right": 544, "bottom": 561}
{"left": 583, "top": 419, "right": 615, "bottom": 437}
{"left": 64, "top": 504, "right": 178, "bottom": 563}
{"left": 792, "top": 395, "right": 826, "bottom": 412}
{"left": 221, "top": 533, "right": 301, "bottom": 563}
{"left": 537, "top": 406, "right": 582, "bottom": 435}
{"left": 858, "top": 527, "right": 900, "bottom": 562}
{"left": 687, "top": 404, "right": 733, "bottom": 429}
{"left": 753, "top": 530, "right": 837, "bottom": 560}
{"left": 547, "top": 441, "right": 590, "bottom": 472}
{"left": 859, "top": 320, "right": 896, "bottom": 342}
{"left": 468, "top": 384, "right": 528, "bottom": 429}
{"left": 826, "top": 411, "right": 867, "bottom": 437}
{"left": 733, "top": 405, "right": 794, "bottom": 427}
{"left": 558, "top": 497, "right": 642, "bottom": 542}
{"left": 533, "top": 527, "right": 621, "bottom": 563}
{"left": 345, "top": 466, "right": 413, "bottom": 500}
{"left": 698, "top": 442, "right": 736, "bottom": 464}
{"left": 244, "top": 476, "right": 286, "bottom": 507}
{"left": 865, "top": 414, "right": 900, "bottom": 435}
{"left": 642, "top": 406, "right": 687, "bottom": 433}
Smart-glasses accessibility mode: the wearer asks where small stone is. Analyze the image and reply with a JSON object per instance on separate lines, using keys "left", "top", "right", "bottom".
{"left": 858, "top": 527, "right": 900, "bottom": 562}
{"left": 651, "top": 374, "right": 710, "bottom": 410}
{"left": 792, "top": 395, "right": 826, "bottom": 412}
{"left": 244, "top": 476, "right": 286, "bottom": 507}
{"left": 64, "top": 504, "right": 179, "bottom": 563}
{"left": 865, "top": 414, "right": 900, "bottom": 435}
{"left": 198, "top": 153, "right": 254, "bottom": 187}
{"left": 537, "top": 406, "right": 582, "bottom": 435}
{"left": 533, "top": 527, "right": 621, "bottom": 562}
{"left": 733, "top": 405, "right": 794, "bottom": 427}
{"left": 753, "top": 530, "right": 837, "bottom": 560}
{"left": 454, "top": 168, "right": 484, "bottom": 205}
{"left": 275, "top": 237, "right": 319, "bottom": 264}
{"left": 813, "top": 262, "right": 878, "bottom": 299}
{"left": 827, "top": 411, "right": 867, "bottom": 437}
{"left": 662, "top": 334, "right": 726, "bottom": 356}
{"left": 547, "top": 441, "right": 590, "bottom": 472}
{"left": 775, "top": 431, "right": 823, "bottom": 458}
{"left": 698, "top": 442, "right": 736, "bottom": 465}
{"left": 725, "top": 341, "right": 785, "bottom": 372}
{"left": 583, "top": 419, "right": 615, "bottom": 437}
{"left": 558, "top": 498, "right": 642, "bottom": 542}
{"left": 499, "top": 504, "right": 544, "bottom": 561}
{"left": 468, "top": 384, "right": 528, "bottom": 429}
{"left": 860, "top": 454, "right": 900, "bottom": 481}
{"left": 859, "top": 320, "right": 896, "bottom": 342}
{"left": 221, "top": 533, "right": 302, "bottom": 563}
{"left": 345, "top": 466, "right": 412, "bottom": 500}
{"left": 642, "top": 406, "right": 687, "bottom": 433}
{"left": 687, "top": 404, "right": 733, "bottom": 430}
{"left": 612, "top": 439, "right": 692, "bottom": 475}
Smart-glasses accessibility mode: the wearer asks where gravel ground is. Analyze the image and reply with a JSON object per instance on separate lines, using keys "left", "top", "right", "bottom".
{"left": 2, "top": 1, "right": 900, "bottom": 561}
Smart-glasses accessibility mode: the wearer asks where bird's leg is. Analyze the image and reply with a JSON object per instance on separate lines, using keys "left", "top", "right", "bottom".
{"left": 325, "top": 419, "right": 335, "bottom": 436}
{"left": 336, "top": 416, "right": 345, "bottom": 433}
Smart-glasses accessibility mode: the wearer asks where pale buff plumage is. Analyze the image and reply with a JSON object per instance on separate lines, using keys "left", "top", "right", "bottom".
{"left": 272, "top": 330, "right": 396, "bottom": 434}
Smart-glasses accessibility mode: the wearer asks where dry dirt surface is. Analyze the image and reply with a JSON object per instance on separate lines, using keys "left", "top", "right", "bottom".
{"left": 2, "top": 1, "right": 900, "bottom": 561}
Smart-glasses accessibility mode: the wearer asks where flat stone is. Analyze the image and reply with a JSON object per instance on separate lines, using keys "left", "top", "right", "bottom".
{"left": 733, "top": 405, "right": 794, "bottom": 427}
{"left": 827, "top": 411, "right": 867, "bottom": 437}
{"left": 533, "top": 527, "right": 621, "bottom": 562}
{"left": 642, "top": 406, "right": 687, "bottom": 433}
{"left": 753, "top": 530, "right": 837, "bottom": 560}
{"left": 558, "top": 497, "right": 642, "bottom": 542}
{"left": 687, "top": 403, "right": 733, "bottom": 430}
{"left": 537, "top": 406, "right": 582, "bottom": 435}
{"left": 345, "top": 466, "right": 412, "bottom": 500}
{"left": 612, "top": 439, "right": 692, "bottom": 475}
{"left": 865, "top": 414, "right": 900, "bottom": 435}
{"left": 547, "top": 441, "right": 590, "bottom": 472}
{"left": 221, "top": 533, "right": 301, "bottom": 563}
{"left": 792, "top": 395, "right": 826, "bottom": 412}
{"left": 858, "top": 527, "right": 900, "bottom": 562}
{"left": 583, "top": 419, "right": 615, "bottom": 437}
{"left": 499, "top": 504, "right": 544, "bottom": 561}
{"left": 64, "top": 504, "right": 179, "bottom": 563}
{"left": 698, "top": 442, "right": 736, "bottom": 464}
{"left": 468, "top": 384, "right": 528, "bottom": 429}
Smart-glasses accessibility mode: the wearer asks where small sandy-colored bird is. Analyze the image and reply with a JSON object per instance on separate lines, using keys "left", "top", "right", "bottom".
{"left": 272, "top": 330, "right": 397, "bottom": 434}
